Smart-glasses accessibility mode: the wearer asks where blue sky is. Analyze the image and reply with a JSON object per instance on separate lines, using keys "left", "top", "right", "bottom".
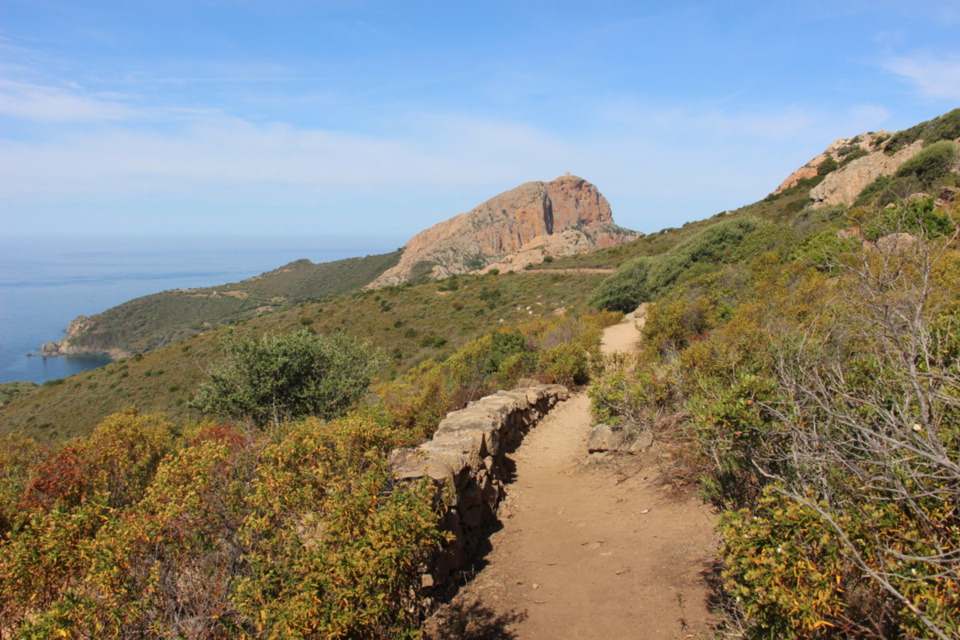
{"left": 1, "top": 1, "right": 959, "bottom": 240}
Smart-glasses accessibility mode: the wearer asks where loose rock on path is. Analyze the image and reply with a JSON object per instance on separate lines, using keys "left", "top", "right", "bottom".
{"left": 425, "top": 315, "right": 717, "bottom": 640}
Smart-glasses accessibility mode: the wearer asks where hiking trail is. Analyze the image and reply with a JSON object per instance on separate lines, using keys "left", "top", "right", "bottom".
{"left": 426, "top": 315, "right": 718, "bottom": 639}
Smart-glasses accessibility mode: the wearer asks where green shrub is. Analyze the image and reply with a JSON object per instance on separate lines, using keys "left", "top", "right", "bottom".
{"left": 864, "top": 196, "right": 956, "bottom": 240}
{"left": 592, "top": 218, "right": 763, "bottom": 313}
{"left": 896, "top": 140, "right": 958, "bottom": 187}
{"left": 643, "top": 295, "right": 719, "bottom": 355}
{"left": 437, "top": 277, "right": 459, "bottom": 292}
{"left": 588, "top": 256, "right": 654, "bottom": 312}
{"left": 854, "top": 174, "right": 893, "bottom": 205}
{"left": 720, "top": 488, "right": 855, "bottom": 637}
{"left": 232, "top": 417, "right": 443, "bottom": 639}
{"left": 646, "top": 218, "right": 761, "bottom": 293}
{"left": 835, "top": 143, "right": 859, "bottom": 157}
{"left": 883, "top": 107, "right": 960, "bottom": 154}
{"left": 816, "top": 155, "right": 838, "bottom": 175}
{"left": 538, "top": 342, "right": 589, "bottom": 386}
{"left": 190, "top": 330, "right": 383, "bottom": 429}
{"left": 797, "top": 229, "right": 860, "bottom": 271}
{"left": 839, "top": 147, "right": 868, "bottom": 166}
{"left": 588, "top": 352, "right": 676, "bottom": 427}
{"left": 488, "top": 330, "right": 526, "bottom": 374}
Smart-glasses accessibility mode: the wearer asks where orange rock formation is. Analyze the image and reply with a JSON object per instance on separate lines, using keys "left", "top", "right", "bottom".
{"left": 369, "top": 174, "right": 639, "bottom": 287}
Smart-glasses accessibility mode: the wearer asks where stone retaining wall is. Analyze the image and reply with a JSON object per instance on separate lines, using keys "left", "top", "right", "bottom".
{"left": 389, "top": 383, "right": 569, "bottom": 592}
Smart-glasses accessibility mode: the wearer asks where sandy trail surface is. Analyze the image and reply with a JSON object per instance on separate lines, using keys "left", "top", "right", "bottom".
{"left": 426, "top": 316, "right": 717, "bottom": 639}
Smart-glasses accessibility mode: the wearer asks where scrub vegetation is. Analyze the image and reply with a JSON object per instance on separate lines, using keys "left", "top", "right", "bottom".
{"left": 588, "top": 195, "right": 960, "bottom": 638}
{"left": 62, "top": 250, "right": 403, "bottom": 356}
{"left": 0, "top": 269, "right": 606, "bottom": 440}
{"left": 0, "top": 303, "right": 618, "bottom": 637}
{"left": 1, "top": 109, "right": 958, "bottom": 638}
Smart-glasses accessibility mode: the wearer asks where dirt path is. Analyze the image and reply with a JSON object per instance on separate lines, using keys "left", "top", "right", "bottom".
{"left": 426, "top": 316, "right": 717, "bottom": 640}
{"left": 530, "top": 267, "right": 617, "bottom": 275}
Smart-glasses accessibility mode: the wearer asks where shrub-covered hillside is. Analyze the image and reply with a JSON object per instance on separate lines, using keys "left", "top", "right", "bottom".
{"left": 0, "top": 269, "right": 607, "bottom": 440}
{"left": 56, "top": 249, "right": 403, "bottom": 357}
{"left": 0, "top": 299, "right": 618, "bottom": 638}
{"left": 589, "top": 193, "right": 959, "bottom": 637}
{"left": 1, "top": 108, "right": 958, "bottom": 639}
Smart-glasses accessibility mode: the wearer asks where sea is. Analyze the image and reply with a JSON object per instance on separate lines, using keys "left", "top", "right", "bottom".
{"left": 0, "top": 235, "right": 402, "bottom": 385}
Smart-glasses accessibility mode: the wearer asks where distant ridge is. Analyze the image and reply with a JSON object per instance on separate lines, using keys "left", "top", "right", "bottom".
{"left": 44, "top": 250, "right": 402, "bottom": 358}
{"left": 368, "top": 174, "right": 640, "bottom": 288}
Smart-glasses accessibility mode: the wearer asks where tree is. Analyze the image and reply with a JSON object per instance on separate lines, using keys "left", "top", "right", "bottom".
{"left": 191, "top": 330, "right": 382, "bottom": 428}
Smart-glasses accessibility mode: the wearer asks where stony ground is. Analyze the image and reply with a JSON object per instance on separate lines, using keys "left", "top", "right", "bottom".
{"left": 425, "top": 316, "right": 718, "bottom": 639}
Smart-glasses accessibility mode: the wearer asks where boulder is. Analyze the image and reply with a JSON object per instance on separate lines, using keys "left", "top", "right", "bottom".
{"left": 627, "top": 429, "right": 655, "bottom": 453}
{"left": 873, "top": 232, "right": 918, "bottom": 254}
{"left": 587, "top": 424, "right": 626, "bottom": 453}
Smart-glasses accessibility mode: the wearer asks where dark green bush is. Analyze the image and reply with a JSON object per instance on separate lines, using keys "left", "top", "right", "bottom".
{"left": 590, "top": 218, "right": 762, "bottom": 313}
{"left": 588, "top": 256, "right": 654, "bottom": 312}
{"left": 839, "top": 147, "right": 868, "bottom": 166}
{"left": 817, "top": 155, "right": 838, "bottom": 175}
{"left": 190, "top": 330, "right": 382, "bottom": 429}
{"left": 883, "top": 107, "right": 960, "bottom": 154}
{"left": 895, "top": 140, "right": 958, "bottom": 187}
{"left": 644, "top": 218, "right": 762, "bottom": 295}
{"left": 797, "top": 230, "right": 860, "bottom": 271}
{"left": 864, "top": 196, "right": 956, "bottom": 241}
{"left": 855, "top": 174, "right": 893, "bottom": 206}
{"left": 835, "top": 144, "right": 859, "bottom": 157}
{"left": 487, "top": 330, "right": 526, "bottom": 374}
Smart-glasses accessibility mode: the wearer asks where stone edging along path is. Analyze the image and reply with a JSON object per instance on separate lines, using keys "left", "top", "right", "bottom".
{"left": 388, "top": 383, "right": 570, "bottom": 592}
{"left": 394, "top": 316, "right": 718, "bottom": 639}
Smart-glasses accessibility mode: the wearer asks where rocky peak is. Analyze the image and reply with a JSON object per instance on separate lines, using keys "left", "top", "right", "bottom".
{"left": 368, "top": 174, "right": 639, "bottom": 288}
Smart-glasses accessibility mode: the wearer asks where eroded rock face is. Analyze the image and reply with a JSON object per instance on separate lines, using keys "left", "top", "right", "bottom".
{"left": 368, "top": 174, "right": 639, "bottom": 287}
{"left": 775, "top": 131, "right": 891, "bottom": 195}
{"left": 810, "top": 141, "right": 924, "bottom": 207}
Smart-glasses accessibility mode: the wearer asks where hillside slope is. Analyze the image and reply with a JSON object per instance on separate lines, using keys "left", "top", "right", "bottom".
{"left": 2, "top": 109, "right": 958, "bottom": 640}
{"left": 774, "top": 107, "right": 960, "bottom": 208}
{"left": 1, "top": 269, "right": 608, "bottom": 440}
{"left": 43, "top": 250, "right": 402, "bottom": 358}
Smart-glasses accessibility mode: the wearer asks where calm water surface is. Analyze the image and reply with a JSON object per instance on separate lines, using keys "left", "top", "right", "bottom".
{"left": 0, "top": 235, "right": 400, "bottom": 384}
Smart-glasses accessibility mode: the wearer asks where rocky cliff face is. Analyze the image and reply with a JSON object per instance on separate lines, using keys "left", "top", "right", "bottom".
{"left": 810, "top": 141, "right": 924, "bottom": 207}
{"left": 368, "top": 174, "right": 639, "bottom": 288}
{"left": 776, "top": 125, "right": 958, "bottom": 209}
{"left": 775, "top": 132, "right": 890, "bottom": 194}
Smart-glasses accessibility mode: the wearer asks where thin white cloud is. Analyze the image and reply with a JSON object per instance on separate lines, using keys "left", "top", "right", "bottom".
{"left": 0, "top": 115, "right": 570, "bottom": 205}
{"left": 0, "top": 107, "right": 807, "bottom": 236}
{"left": 884, "top": 52, "right": 960, "bottom": 101}
{"left": 597, "top": 101, "right": 888, "bottom": 145}
{"left": 0, "top": 81, "right": 134, "bottom": 122}
{"left": 0, "top": 97, "right": 899, "bottom": 236}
